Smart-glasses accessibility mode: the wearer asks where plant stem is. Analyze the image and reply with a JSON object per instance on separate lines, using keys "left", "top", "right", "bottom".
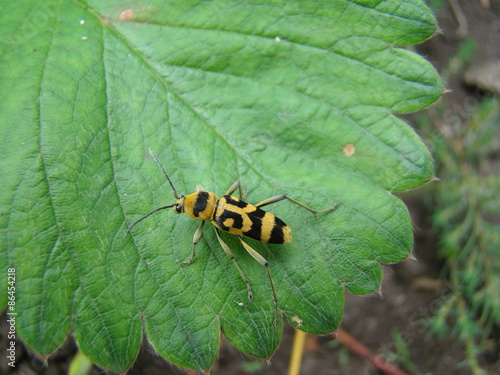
{"left": 288, "top": 329, "right": 306, "bottom": 375}
{"left": 335, "top": 328, "right": 409, "bottom": 375}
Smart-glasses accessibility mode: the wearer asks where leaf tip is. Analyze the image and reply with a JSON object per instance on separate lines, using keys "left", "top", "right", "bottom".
{"left": 193, "top": 369, "right": 211, "bottom": 375}
{"left": 435, "top": 25, "right": 444, "bottom": 35}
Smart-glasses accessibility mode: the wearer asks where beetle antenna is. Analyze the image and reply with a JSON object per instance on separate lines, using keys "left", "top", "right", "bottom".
{"left": 125, "top": 204, "right": 176, "bottom": 237}
{"left": 148, "top": 148, "right": 180, "bottom": 199}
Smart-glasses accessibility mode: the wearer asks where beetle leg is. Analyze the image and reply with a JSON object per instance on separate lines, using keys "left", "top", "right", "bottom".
{"left": 215, "top": 228, "right": 253, "bottom": 302}
{"left": 224, "top": 180, "right": 241, "bottom": 196}
{"left": 180, "top": 221, "right": 205, "bottom": 266}
{"left": 238, "top": 237, "right": 279, "bottom": 325}
{"left": 255, "top": 194, "right": 340, "bottom": 214}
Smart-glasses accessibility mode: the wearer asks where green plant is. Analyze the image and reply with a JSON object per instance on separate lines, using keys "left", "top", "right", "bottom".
{"left": 386, "top": 330, "right": 424, "bottom": 375}
{"left": 422, "top": 97, "right": 500, "bottom": 375}
{"left": 0, "top": 0, "right": 442, "bottom": 372}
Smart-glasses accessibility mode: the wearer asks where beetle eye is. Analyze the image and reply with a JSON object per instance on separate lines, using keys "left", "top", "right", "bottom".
{"left": 175, "top": 203, "right": 183, "bottom": 213}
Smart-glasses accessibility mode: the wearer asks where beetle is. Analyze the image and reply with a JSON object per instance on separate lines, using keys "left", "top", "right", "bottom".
{"left": 126, "top": 149, "right": 339, "bottom": 321}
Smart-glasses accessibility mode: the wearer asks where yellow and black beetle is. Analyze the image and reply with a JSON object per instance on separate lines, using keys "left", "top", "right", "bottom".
{"left": 126, "top": 149, "right": 339, "bottom": 320}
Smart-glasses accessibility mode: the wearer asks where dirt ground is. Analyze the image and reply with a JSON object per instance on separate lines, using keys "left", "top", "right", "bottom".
{"left": 2, "top": 1, "right": 499, "bottom": 374}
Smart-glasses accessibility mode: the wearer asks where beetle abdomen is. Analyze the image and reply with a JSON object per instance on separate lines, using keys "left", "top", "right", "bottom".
{"left": 213, "top": 195, "right": 292, "bottom": 244}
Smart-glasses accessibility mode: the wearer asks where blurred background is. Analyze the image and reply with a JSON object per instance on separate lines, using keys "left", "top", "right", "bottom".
{"left": 1, "top": 1, "right": 498, "bottom": 374}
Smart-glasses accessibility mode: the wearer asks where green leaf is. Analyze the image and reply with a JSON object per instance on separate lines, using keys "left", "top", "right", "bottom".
{"left": 0, "top": 0, "right": 442, "bottom": 372}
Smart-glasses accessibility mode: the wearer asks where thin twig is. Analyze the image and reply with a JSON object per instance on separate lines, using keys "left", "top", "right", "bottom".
{"left": 334, "top": 328, "right": 409, "bottom": 375}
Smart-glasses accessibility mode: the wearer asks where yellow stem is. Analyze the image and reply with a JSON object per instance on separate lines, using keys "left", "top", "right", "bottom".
{"left": 288, "top": 329, "right": 306, "bottom": 375}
